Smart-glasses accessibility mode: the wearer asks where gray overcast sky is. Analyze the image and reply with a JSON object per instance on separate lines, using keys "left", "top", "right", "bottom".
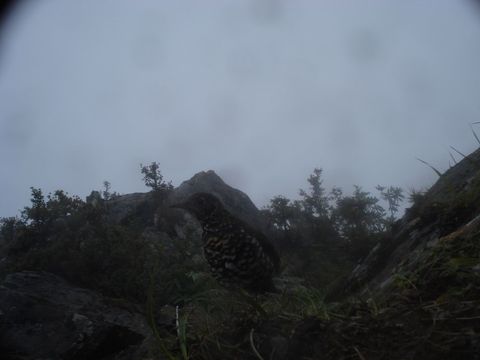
{"left": 1, "top": 0, "right": 480, "bottom": 217}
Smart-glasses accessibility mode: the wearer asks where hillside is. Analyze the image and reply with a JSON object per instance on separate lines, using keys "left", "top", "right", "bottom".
{"left": 1, "top": 151, "right": 479, "bottom": 359}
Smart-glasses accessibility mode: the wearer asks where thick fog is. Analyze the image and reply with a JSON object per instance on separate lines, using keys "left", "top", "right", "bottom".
{"left": 1, "top": 0, "right": 480, "bottom": 217}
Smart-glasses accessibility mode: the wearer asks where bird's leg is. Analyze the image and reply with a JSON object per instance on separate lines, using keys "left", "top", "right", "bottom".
{"left": 238, "top": 289, "right": 267, "bottom": 317}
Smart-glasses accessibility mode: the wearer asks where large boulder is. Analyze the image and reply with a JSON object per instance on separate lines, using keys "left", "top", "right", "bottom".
{"left": 0, "top": 271, "right": 151, "bottom": 360}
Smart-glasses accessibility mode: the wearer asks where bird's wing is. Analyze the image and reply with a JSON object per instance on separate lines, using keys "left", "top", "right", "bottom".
{"left": 255, "top": 230, "right": 281, "bottom": 273}
{"left": 235, "top": 218, "right": 281, "bottom": 273}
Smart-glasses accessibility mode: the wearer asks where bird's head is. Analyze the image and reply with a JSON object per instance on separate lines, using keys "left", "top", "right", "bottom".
{"left": 170, "top": 192, "right": 224, "bottom": 220}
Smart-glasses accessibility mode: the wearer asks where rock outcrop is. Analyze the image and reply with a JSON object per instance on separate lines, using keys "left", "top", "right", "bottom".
{"left": 0, "top": 271, "right": 151, "bottom": 360}
{"left": 170, "top": 170, "right": 266, "bottom": 231}
{"left": 329, "top": 148, "right": 480, "bottom": 300}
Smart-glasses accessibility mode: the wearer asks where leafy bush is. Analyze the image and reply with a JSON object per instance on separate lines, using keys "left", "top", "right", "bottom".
{"left": 261, "top": 169, "right": 405, "bottom": 288}
{"left": 140, "top": 161, "right": 174, "bottom": 192}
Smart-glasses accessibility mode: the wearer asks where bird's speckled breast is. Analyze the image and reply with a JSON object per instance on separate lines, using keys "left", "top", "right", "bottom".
{"left": 203, "top": 229, "right": 274, "bottom": 283}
